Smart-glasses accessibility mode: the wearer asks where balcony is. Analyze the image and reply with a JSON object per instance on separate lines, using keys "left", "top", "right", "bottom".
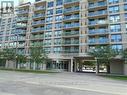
{"left": 17, "top": 17, "right": 28, "bottom": 22}
{"left": 62, "top": 40, "right": 79, "bottom": 45}
{"left": 64, "top": 23, "right": 80, "bottom": 29}
{"left": 34, "top": 6, "right": 46, "bottom": 11}
{"left": 88, "top": 38, "right": 109, "bottom": 44}
{"left": 88, "top": 11, "right": 107, "bottom": 17}
{"left": 62, "top": 49, "right": 79, "bottom": 53}
{"left": 30, "top": 42, "right": 43, "bottom": 47}
{"left": 16, "top": 24, "right": 27, "bottom": 28}
{"left": 88, "top": 29, "right": 108, "bottom": 35}
{"left": 64, "top": 15, "right": 79, "bottom": 21}
{"left": 63, "top": 31, "right": 79, "bottom": 36}
{"left": 17, "top": 10, "right": 29, "bottom": 15}
{"left": 32, "top": 20, "right": 45, "bottom": 26}
{"left": 15, "top": 30, "right": 26, "bottom": 34}
{"left": 33, "top": 14, "right": 45, "bottom": 19}
{"left": 18, "top": 37, "right": 25, "bottom": 41}
{"left": 64, "top": 7, "right": 79, "bottom": 14}
{"left": 31, "top": 27, "right": 45, "bottom": 33}
{"left": 88, "top": 20, "right": 108, "bottom": 26}
{"left": 64, "top": 0, "right": 79, "bottom": 4}
{"left": 88, "top": 2, "right": 107, "bottom": 9}
{"left": 31, "top": 35, "right": 44, "bottom": 40}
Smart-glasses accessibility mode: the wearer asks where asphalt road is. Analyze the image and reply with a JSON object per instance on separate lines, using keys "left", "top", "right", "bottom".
{"left": 0, "top": 70, "right": 127, "bottom": 95}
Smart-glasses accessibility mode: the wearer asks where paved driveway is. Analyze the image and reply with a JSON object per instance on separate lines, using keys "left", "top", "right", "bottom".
{"left": 0, "top": 70, "right": 127, "bottom": 95}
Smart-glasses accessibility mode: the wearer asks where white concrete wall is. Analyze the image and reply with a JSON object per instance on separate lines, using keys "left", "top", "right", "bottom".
{"left": 110, "top": 62, "right": 124, "bottom": 75}
{"left": 124, "top": 64, "right": 127, "bottom": 75}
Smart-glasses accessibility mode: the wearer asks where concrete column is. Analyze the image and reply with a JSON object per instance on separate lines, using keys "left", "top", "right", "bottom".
{"left": 42, "top": 64, "right": 46, "bottom": 70}
{"left": 33, "top": 62, "right": 36, "bottom": 70}
{"left": 5, "top": 60, "right": 9, "bottom": 68}
{"left": 124, "top": 64, "right": 127, "bottom": 75}
{"left": 68, "top": 59, "right": 73, "bottom": 72}
{"left": 74, "top": 60, "right": 77, "bottom": 72}
{"left": 95, "top": 58, "right": 99, "bottom": 74}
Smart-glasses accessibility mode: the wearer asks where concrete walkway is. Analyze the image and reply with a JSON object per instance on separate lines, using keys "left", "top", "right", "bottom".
{"left": 0, "top": 70, "right": 127, "bottom": 95}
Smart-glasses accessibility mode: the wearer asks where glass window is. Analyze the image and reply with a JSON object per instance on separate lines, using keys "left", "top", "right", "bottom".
{"left": 109, "top": 5, "right": 119, "bottom": 13}
{"left": 46, "top": 16, "right": 53, "bottom": 23}
{"left": 56, "top": 0, "right": 63, "bottom": 6}
{"left": 48, "top": 1, "right": 54, "bottom": 8}
{"left": 55, "top": 23, "right": 62, "bottom": 29}
{"left": 47, "top": 9, "right": 53, "bottom": 15}
{"left": 109, "top": 14, "right": 120, "bottom": 23}
{"left": 124, "top": 4, "right": 127, "bottom": 11}
{"left": 110, "top": 24, "right": 121, "bottom": 32}
{"left": 56, "top": 8, "right": 63, "bottom": 14}
{"left": 46, "top": 24, "right": 52, "bottom": 30}
{"left": 112, "top": 44, "right": 122, "bottom": 50}
{"left": 55, "top": 15, "right": 62, "bottom": 21}
{"left": 111, "top": 34, "right": 122, "bottom": 42}
{"left": 108, "top": 0, "right": 119, "bottom": 4}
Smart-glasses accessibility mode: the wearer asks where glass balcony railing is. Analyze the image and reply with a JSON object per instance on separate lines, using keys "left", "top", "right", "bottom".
{"left": 33, "top": 14, "right": 45, "bottom": 19}
{"left": 64, "top": 23, "right": 79, "bottom": 29}
{"left": 89, "top": 29, "right": 108, "bottom": 34}
{"left": 63, "top": 31, "right": 79, "bottom": 36}
{"left": 64, "top": 15, "right": 79, "bottom": 20}
{"left": 15, "top": 30, "right": 26, "bottom": 34}
{"left": 31, "top": 35, "right": 44, "bottom": 39}
{"left": 64, "top": 7, "right": 79, "bottom": 13}
{"left": 63, "top": 49, "right": 79, "bottom": 53}
{"left": 31, "top": 27, "right": 45, "bottom": 32}
{"left": 17, "top": 17, "right": 28, "bottom": 22}
{"left": 32, "top": 20, "right": 45, "bottom": 25}
{"left": 63, "top": 40, "right": 79, "bottom": 45}
{"left": 89, "top": 39, "right": 109, "bottom": 44}
{"left": 64, "top": 0, "right": 79, "bottom": 4}
{"left": 89, "top": 20, "right": 107, "bottom": 25}
{"left": 88, "top": 11, "right": 107, "bottom": 17}
{"left": 30, "top": 42, "right": 43, "bottom": 47}
{"left": 34, "top": 6, "right": 46, "bottom": 11}
{"left": 16, "top": 24, "right": 27, "bottom": 28}
{"left": 89, "top": 2, "right": 107, "bottom": 9}
{"left": 17, "top": 10, "right": 29, "bottom": 14}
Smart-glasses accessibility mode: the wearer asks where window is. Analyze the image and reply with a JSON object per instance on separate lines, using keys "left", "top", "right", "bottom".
{"left": 109, "top": 5, "right": 119, "bottom": 13}
{"left": 55, "top": 23, "right": 62, "bottom": 29}
{"left": 56, "top": 8, "right": 63, "bottom": 14}
{"left": 56, "top": 0, "right": 63, "bottom": 6}
{"left": 55, "top": 15, "right": 62, "bottom": 21}
{"left": 54, "top": 30, "right": 62, "bottom": 37}
{"left": 46, "top": 16, "right": 53, "bottom": 23}
{"left": 112, "top": 44, "right": 122, "bottom": 50}
{"left": 109, "top": 15, "right": 120, "bottom": 23}
{"left": 110, "top": 24, "right": 121, "bottom": 32}
{"left": 48, "top": 1, "right": 54, "bottom": 8}
{"left": 108, "top": 0, "right": 119, "bottom": 4}
{"left": 46, "top": 24, "right": 52, "bottom": 30}
{"left": 124, "top": 4, "right": 127, "bottom": 11}
{"left": 111, "top": 34, "right": 122, "bottom": 42}
{"left": 47, "top": 9, "right": 53, "bottom": 15}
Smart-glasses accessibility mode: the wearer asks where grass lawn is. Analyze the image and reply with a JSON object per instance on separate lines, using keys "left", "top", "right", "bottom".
{"left": 0, "top": 68, "right": 58, "bottom": 74}
{"left": 101, "top": 75, "right": 127, "bottom": 81}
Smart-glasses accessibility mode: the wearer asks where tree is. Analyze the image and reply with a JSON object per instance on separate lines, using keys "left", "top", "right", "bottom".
{"left": 30, "top": 47, "right": 48, "bottom": 70}
{"left": 88, "top": 45, "right": 118, "bottom": 73}
{"left": 2, "top": 48, "right": 16, "bottom": 68}
{"left": 121, "top": 48, "right": 127, "bottom": 64}
{"left": 16, "top": 54, "right": 27, "bottom": 69}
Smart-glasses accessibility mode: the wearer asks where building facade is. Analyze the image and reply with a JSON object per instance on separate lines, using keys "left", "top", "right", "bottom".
{"left": 1, "top": 0, "right": 127, "bottom": 74}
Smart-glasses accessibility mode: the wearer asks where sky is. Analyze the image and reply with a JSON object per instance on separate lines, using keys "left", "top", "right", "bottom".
{"left": 0, "top": 0, "right": 35, "bottom": 6}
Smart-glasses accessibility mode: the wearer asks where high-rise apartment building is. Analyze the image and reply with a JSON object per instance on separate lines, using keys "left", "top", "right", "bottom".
{"left": 1, "top": 0, "right": 127, "bottom": 74}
